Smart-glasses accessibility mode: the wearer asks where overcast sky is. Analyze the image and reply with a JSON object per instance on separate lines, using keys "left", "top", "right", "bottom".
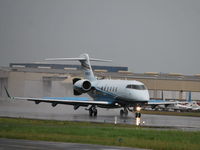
{"left": 0, "top": 0, "right": 200, "bottom": 74}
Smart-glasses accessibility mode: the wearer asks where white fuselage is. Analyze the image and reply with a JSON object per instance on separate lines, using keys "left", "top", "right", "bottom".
{"left": 90, "top": 79, "right": 150, "bottom": 103}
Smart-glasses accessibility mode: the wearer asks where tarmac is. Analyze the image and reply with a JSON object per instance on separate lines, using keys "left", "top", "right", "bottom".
{"left": 0, "top": 98, "right": 200, "bottom": 150}
{"left": 0, "top": 138, "right": 149, "bottom": 150}
{"left": 0, "top": 98, "right": 200, "bottom": 131}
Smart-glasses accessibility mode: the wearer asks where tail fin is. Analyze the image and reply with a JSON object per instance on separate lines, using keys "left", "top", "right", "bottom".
{"left": 161, "top": 90, "right": 164, "bottom": 100}
{"left": 46, "top": 53, "right": 111, "bottom": 81}
{"left": 4, "top": 87, "right": 13, "bottom": 99}
{"left": 187, "top": 92, "right": 192, "bottom": 102}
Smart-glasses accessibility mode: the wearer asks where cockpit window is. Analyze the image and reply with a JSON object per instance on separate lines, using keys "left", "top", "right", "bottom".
{"left": 126, "top": 84, "right": 146, "bottom": 90}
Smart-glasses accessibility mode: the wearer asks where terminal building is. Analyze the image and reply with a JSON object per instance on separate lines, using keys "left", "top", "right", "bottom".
{"left": 1, "top": 63, "right": 200, "bottom": 101}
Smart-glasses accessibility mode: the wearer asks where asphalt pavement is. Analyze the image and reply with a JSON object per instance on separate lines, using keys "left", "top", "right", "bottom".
{"left": 0, "top": 98, "right": 200, "bottom": 131}
{"left": 0, "top": 138, "right": 149, "bottom": 150}
{"left": 1, "top": 98, "right": 199, "bottom": 150}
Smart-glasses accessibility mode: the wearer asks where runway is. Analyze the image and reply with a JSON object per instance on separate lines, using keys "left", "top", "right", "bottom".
{"left": 0, "top": 138, "right": 149, "bottom": 150}
{"left": 0, "top": 98, "right": 200, "bottom": 131}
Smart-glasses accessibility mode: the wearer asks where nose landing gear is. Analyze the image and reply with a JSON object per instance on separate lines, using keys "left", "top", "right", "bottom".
{"left": 135, "top": 106, "right": 142, "bottom": 126}
{"left": 88, "top": 106, "right": 97, "bottom": 117}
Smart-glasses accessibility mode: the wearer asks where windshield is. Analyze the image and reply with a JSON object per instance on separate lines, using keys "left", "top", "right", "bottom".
{"left": 126, "top": 84, "right": 146, "bottom": 90}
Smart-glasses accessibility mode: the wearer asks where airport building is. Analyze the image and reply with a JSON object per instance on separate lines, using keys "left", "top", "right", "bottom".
{"left": 9, "top": 63, "right": 128, "bottom": 73}
{"left": 1, "top": 63, "right": 200, "bottom": 101}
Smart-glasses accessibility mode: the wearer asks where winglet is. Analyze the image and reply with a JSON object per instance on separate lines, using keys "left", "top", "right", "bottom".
{"left": 4, "top": 87, "right": 12, "bottom": 99}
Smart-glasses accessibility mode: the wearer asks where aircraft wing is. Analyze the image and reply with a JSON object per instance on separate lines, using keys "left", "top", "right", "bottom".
{"left": 5, "top": 87, "right": 111, "bottom": 106}
{"left": 148, "top": 100, "right": 177, "bottom": 105}
{"left": 8, "top": 96, "right": 111, "bottom": 106}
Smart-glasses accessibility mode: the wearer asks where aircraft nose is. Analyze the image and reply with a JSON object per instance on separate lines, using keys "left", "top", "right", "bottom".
{"left": 141, "top": 93, "right": 150, "bottom": 101}
{"left": 133, "top": 91, "right": 149, "bottom": 102}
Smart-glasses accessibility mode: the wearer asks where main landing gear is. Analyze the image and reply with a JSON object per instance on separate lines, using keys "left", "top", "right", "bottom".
{"left": 120, "top": 107, "right": 128, "bottom": 117}
{"left": 88, "top": 106, "right": 97, "bottom": 117}
{"left": 120, "top": 106, "right": 142, "bottom": 118}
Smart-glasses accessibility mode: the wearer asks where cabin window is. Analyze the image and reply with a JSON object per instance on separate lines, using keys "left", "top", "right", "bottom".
{"left": 103, "top": 86, "right": 106, "bottom": 91}
{"left": 126, "top": 84, "right": 146, "bottom": 90}
{"left": 112, "top": 87, "right": 115, "bottom": 92}
{"left": 107, "top": 86, "right": 109, "bottom": 91}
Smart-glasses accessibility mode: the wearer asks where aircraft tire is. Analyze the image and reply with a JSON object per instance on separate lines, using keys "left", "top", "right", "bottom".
{"left": 124, "top": 109, "right": 128, "bottom": 116}
{"left": 89, "top": 109, "right": 93, "bottom": 117}
{"left": 120, "top": 109, "right": 124, "bottom": 117}
{"left": 93, "top": 109, "right": 97, "bottom": 117}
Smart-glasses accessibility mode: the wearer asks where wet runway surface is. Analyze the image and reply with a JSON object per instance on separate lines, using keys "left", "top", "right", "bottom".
{"left": 0, "top": 98, "right": 200, "bottom": 131}
{"left": 0, "top": 138, "right": 149, "bottom": 150}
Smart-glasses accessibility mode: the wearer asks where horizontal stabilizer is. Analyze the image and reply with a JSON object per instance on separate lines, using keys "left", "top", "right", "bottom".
{"left": 45, "top": 53, "right": 112, "bottom": 62}
{"left": 45, "top": 57, "right": 111, "bottom": 62}
{"left": 45, "top": 58, "right": 86, "bottom": 61}
{"left": 90, "top": 58, "right": 112, "bottom": 62}
{"left": 45, "top": 53, "right": 111, "bottom": 81}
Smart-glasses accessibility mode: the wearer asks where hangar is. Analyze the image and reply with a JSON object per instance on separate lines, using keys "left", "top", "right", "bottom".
{"left": 0, "top": 63, "right": 200, "bottom": 100}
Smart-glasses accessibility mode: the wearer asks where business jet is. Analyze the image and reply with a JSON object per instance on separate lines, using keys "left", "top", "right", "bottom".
{"left": 5, "top": 53, "right": 150, "bottom": 117}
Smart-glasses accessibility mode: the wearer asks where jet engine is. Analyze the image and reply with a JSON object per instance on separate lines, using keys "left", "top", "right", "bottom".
{"left": 73, "top": 78, "right": 92, "bottom": 95}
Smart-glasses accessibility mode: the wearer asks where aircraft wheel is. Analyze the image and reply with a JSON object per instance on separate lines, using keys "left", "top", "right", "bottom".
{"left": 124, "top": 109, "right": 128, "bottom": 116}
{"left": 120, "top": 109, "right": 124, "bottom": 117}
{"left": 89, "top": 109, "right": 93, "bottom": 117}
{"left": 93, "top": 109, "right": 97, "bottom": 117}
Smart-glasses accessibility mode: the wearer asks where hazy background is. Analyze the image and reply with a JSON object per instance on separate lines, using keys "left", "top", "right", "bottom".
{"left": 0, "top": 0, "right": 200, "bottom": 74}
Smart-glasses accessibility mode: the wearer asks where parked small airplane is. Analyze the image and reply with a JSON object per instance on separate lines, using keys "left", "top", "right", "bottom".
{"left": 5, "top": 53, "right": 173, "bottom": 117}
{"left": 170, "top": 92, "right": 200, "bottom": 112}
{"left": 147, "top": 92, "right": 200, "bottom": 112}
{"left": 147, "top": 91, "right": 177, "bottom": 110}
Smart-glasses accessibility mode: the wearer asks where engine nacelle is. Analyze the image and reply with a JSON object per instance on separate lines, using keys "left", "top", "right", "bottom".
{"left": 73, "top": 79, "right": 92, "bottom": 95}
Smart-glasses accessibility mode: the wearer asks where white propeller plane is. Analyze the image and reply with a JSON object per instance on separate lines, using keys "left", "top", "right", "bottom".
{"left": 5, "top": 53, "right": 150, "bottom": 117}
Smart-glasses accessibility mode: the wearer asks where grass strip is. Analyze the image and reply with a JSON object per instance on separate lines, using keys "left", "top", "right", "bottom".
{"left": 0, "top": 117, "right": 200, "bottom": 150}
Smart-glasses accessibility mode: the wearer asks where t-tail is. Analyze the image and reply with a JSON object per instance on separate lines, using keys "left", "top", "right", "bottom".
{"left": 79, "top": 54, "right": 96, "bottom": 81}
{"left": 46, "top": 53, "right": 111, "bottom": 81}
{"left": 187, "top": 91, "right": 192, "bottom": 103}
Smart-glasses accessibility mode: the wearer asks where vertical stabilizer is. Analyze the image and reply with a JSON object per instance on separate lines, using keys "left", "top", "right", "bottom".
{"left": 79, "top": 54, "right": 96, "bottom": 81}
{"left": 187, "top": 92, "right": 192, "bottom": 102}
{"left": 161, "top": 90, "right": 164, "bottom": 100}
